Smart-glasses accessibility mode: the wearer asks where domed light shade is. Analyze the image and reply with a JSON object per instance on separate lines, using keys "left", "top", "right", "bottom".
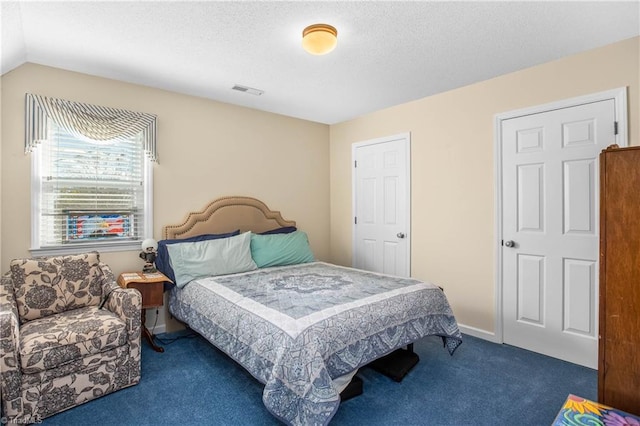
{"left": 302, "top": 24, "right": 338, "bottom": 55}
{"left": 141, "top": 238, "right": 157, "bottom": 251}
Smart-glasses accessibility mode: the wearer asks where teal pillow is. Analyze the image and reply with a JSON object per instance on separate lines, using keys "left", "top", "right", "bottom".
{"left": 167, "top": 232, "right": 257, "bottom": 287}
{"left": 250, "top": 230, "right": 315, "bottom": 268}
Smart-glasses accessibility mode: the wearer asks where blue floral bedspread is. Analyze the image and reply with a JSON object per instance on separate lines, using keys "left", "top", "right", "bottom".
{"left": 169, "top": 262, "right": 462, "bottom": 425}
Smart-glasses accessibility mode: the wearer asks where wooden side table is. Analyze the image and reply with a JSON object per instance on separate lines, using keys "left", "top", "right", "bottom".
{"left": 117, "top": 271, "right": 172, "bottom": 353}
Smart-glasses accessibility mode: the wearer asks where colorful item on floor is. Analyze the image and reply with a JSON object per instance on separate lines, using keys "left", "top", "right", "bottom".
{"left": 553, "top": 394, "right": 640, "bottom": 426}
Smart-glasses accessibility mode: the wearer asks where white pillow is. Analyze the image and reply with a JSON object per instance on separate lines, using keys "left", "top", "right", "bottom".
{"left": 167, "top": 231, "right": 257, "bottom": 287}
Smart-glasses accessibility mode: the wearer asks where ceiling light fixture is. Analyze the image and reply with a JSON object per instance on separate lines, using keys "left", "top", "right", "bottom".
{"left": 302, "top": 23, "right": 338, "bottom": 55}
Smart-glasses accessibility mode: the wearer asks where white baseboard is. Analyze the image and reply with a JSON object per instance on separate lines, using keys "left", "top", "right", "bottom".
{"left": 457, "top": 323, "right": 501, "bottom": 344}
{"left": 145, "top": 322, "right": 166, "bottom": 335}
{"left": 144, "top": 306, "right": 167, "bottom": 335}
{"left": 155, "top": 323, "right": 167, "bottom": 334}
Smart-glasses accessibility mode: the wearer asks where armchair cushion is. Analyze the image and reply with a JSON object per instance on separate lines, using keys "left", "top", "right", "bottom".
{"left": 10, "top": 252, "right": 104, "bottom": 322}
{"left": 19, "top": 306, "right": 128, "bottom": 374}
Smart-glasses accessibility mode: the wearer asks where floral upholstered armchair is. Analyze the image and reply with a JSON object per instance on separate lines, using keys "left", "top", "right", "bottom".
{"left": 0, "top": 252, "right": 142, "bottom": 423}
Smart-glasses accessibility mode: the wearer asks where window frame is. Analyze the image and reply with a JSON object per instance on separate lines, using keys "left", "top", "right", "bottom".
{"left": 30, "top": 134, "right": 154, "bottom": 256}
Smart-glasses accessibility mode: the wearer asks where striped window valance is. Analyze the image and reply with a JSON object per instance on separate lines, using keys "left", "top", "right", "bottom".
{"left": 25, "top": 93, "right": 158, "bottom": 162}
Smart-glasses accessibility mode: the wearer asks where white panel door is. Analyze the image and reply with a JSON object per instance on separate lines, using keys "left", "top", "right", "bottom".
{"left": 353, "top": 134, "right": 410, "bottom": 277}
{"left": 502, "top": 99, "right": 615, "bottom": 368}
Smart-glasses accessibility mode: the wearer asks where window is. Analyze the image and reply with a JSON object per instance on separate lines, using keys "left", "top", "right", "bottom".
{"left": 26, "top": 94, "right": 157, "bottom": 255}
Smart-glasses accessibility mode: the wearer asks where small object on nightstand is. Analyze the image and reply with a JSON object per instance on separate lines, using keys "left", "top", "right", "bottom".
{"left": 139, "top": 238, "right": 158, "bottom": 273}
{"left": 118, "top": 271, "right": 172, "bottom": 353}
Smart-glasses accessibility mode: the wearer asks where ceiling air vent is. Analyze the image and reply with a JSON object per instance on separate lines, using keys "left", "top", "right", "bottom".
{"left": 232, "top": 85, "right": 264, "bottom": 96}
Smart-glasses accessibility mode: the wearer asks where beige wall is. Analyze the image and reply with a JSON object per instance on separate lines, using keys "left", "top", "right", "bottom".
{"left": 2, "top": 37, "right": 638, "bottom": 337}
{"left": 0, "top": 75, "right": 3, "bottom": 267}
{"left": 330, "top": 36, "right": 640, "bottom": 335}
{"left": 1, "top": 63, "right": 330, "bottom": 330}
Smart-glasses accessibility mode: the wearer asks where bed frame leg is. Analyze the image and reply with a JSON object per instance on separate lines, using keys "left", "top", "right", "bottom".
{"left": 339, "top": 375, "right": 363, "bottom": 402}
{"left": 368, "top": 343, "right": 420, "bottom": 382}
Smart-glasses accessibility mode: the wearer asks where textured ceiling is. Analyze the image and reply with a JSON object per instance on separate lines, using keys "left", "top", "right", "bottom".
{"left": 2, "top": 1, "right": 639, "bottom": 124}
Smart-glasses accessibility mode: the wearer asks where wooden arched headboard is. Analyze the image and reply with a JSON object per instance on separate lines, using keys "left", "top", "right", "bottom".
{"left": 163, "top": 196, "right": 296, "bottom": 239}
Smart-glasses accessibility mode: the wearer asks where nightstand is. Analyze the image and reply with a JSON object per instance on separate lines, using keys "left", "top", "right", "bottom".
{"left": 117, "top": 271, "right": 172, "bottom": 353}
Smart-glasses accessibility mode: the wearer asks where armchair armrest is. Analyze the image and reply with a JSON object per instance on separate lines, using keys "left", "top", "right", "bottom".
{"left": 98, "top": 263, "right": 142, "bottom": 382}
{"left": 0, "top": 272, "right": 23, "bottom": 406}
{"left": 98, "top": 263, "right": 142, "bottom": 333}
{"left": 104, "top": 286, "right": 142, "bottom": 334}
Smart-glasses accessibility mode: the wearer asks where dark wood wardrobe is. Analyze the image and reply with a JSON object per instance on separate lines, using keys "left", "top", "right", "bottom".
{"left": 599, "top": 144, "right": 640, "bottom": 415}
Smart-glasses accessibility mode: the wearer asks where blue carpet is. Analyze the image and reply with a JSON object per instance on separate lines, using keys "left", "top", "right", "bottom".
{"left": 43, "top": 331, "right": 596, "bottom": 425}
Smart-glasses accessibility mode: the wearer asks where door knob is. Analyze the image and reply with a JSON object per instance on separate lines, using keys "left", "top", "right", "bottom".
{"left": 397, "top": 232, "right": 405, "bottom": 239}
{"left": 504, "top": 240, "right": 515, "bottom": 248}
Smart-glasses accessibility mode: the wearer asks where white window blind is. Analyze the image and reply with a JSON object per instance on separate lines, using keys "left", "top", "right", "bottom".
{"left": 26, "top": 94, "right": 156, "bottom": 255}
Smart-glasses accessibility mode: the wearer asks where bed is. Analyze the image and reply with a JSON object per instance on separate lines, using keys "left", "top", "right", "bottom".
{"left": 159, "top": 196, "right": 462, "bottom": 425}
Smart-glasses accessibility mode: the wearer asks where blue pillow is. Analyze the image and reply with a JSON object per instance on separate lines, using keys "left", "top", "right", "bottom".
{"left": 167, "top": 232, "right": 257, "bottom": 288}
{"left": 259, "top": 226, "right": 297, "bottom": 235}
{"left": 156, "top": 230, "right": 240, "bottom": 283}
{"left": 250, "top": 230, "right": 315, "bottom": 268}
